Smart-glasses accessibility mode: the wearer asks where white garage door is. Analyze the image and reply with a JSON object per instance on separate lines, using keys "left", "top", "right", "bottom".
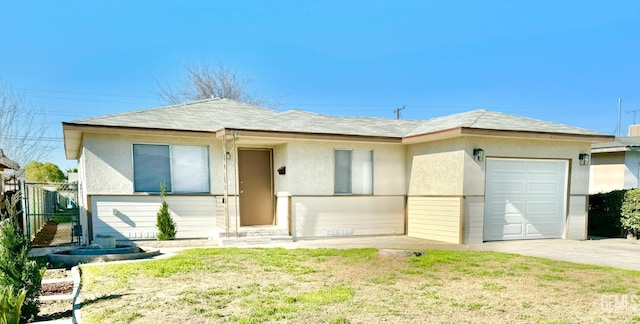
{"left": 483, "top": 158, "right": 568, "bottom": 241}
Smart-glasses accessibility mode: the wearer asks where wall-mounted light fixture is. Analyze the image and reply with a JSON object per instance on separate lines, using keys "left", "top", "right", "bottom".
{"left": 277, "top": 166, "right": 286, "bottom": 175}
{"left": 579, "top": 153, "right": 590, "bottom": 165}
{"left": 226, "top": 152, "right": 231, "bottom": 160}
{"left": 473, "top": 148, "right": 485, "bottom": 162}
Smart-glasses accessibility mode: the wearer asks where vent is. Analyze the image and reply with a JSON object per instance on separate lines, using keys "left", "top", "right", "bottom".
{"left": 326, "top": 228, "right": 353, "bottom": 236}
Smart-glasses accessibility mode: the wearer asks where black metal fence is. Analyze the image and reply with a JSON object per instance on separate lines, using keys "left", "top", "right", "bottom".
{"left": 19, "top": 181, "right": 80, "bottom": 245}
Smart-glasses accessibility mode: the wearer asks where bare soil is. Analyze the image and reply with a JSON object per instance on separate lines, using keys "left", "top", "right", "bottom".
{"left": 40, "top": 281, "right": 74, "bottom": 296}
{"left": 32, "top": 221, "right": 57, "bottom": 246}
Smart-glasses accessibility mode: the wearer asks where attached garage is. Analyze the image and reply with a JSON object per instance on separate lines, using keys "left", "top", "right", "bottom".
{"left": 483, "top": 158, "right": 569, "bottom": 241}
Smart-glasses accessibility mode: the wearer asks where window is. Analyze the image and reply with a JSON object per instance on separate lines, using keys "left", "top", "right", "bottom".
{"left": 334, "top": 149, "right": 373, "bottom": 194}
{"left": 133, "top": 144, "right": 210, "bottom": 193}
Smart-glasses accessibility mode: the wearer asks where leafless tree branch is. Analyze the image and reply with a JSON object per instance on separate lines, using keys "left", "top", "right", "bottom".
{"left": 154, "top": 62, "right": 279, "bottom": 108}
{"left": 0, "top": 83, "right": 55, "bottom": 171}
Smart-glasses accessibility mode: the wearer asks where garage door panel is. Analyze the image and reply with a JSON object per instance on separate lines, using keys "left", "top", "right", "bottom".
{"left": 484, "top": 158, "right": 568, "bottom": 241}
{"left": 527, "top": 181, "right": 561, "bottom": 194}
{"left": 526, "top": 202, "right": 559, "bottom": 215}
{"left": 489, "top": 181, "right": 525, "bottom": 194}
{"left": 490, "top": 160, "right": 526, "bottom": 172}
{"left": 525, "top": 223, "right": 562, "bottom": 236}
{"left": 485, "top": 224, "right": 524, "bottom": 237}
{"left": 485, "top": 200, "right": 525, "bottom": 212}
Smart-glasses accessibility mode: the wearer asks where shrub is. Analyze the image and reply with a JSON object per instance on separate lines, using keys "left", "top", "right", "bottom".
{"left": 588, "top": 189, "right": 627, "bottom": 237}
{"left": 0, "top": 195, "right": 45, "bottom": 321}
{"left": 0, "top": 286, "right": 27, "bottom": 324}
{"left": 621, "top": 188, "right": 640, "bottom": 238}
{"left": 156, "top": 183, "right": 176, "bottom": 240}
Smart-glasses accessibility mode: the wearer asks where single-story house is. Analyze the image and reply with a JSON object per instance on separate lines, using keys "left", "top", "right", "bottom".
{"left": 62, "top": 98, "right": 612, "bottom": 244}
{"left": 590, "top": 136, "right": 640, "bottom": 194}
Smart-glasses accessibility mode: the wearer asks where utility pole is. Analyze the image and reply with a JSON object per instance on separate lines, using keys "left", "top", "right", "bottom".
{"left": 627, "top": 109, "right": 640, "bottom": 124}
{"left": 617, "top": 98, "right": 622, "bottom": 137}
{"left": 394, "top": 106, "right": 405, "bottom": 119}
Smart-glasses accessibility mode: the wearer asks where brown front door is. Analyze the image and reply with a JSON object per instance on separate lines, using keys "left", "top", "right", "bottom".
{"left": 238, "top": 149, "right": 274, "bottom": 226}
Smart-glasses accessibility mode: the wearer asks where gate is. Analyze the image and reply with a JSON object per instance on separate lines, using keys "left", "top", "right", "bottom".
{"left": 20, "top": 181, "right": 80, "bottom": 246}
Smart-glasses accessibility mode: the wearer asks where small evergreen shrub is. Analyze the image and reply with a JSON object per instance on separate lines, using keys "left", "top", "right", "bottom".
{"left": 156, "top": 183, "right": 176, "bottom": 240}
{"left": 621, "top": 188, "right": 640, "bottom": 238}
{"left": 588, "top": 189, "right": 627, "bottom": 237}
{"left": 0, "top": 286, "right": 27, "bottom": 324}
{"left": 0, "top": 195, "right": 45, "bottom": 321}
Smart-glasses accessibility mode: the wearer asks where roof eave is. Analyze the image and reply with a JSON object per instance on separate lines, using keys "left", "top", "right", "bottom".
{"left": 216, "top": 128, "right": 403, "bottom": 143}
{"left": 402, "top": 127, "right": 614, "bottom": 144}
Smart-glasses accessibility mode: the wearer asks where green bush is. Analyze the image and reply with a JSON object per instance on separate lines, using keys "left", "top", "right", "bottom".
{"left": 622, "top": 188, "right": 640, "bottom": 238}
{"left": 156, "top": 183, "right": 176, "bottom": 240}
{"left": 588, "top": 190, "right": 627, "bottom": 237}
{"left": 0, "top": 286, "right": 27, "bottom": 324}
{"left": 0, "top": 195, "right": 45, "bottom": 321}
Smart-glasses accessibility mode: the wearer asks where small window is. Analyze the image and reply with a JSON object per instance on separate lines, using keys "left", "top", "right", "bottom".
{"left": 133, "top": 144, "right": 210, "bottom": 193}
{"left": 334, "top": 149, "right": 373, "bottom": 195}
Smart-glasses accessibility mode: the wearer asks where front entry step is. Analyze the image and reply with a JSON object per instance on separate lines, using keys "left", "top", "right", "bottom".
{"left": 219, "top": 226, "right": 290, "bottom": 238}
{"left": 218, "top": 236, "right": 293, "bottom": 246}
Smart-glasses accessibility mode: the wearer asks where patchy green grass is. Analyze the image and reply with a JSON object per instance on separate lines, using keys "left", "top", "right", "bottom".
{"left": 79, "top": 248, "right": 640, "bottom": 323}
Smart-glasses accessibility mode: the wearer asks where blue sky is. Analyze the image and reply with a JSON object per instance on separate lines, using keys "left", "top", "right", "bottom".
{"left": 0, "top": 1, "right": 638, "bottom": 170}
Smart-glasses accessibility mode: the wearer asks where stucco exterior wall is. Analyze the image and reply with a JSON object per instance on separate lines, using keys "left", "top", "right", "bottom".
{"left": 589, "top": 152, "right": 626, "bottom": 194}
{"left": 284, "top": 140, "right": 406, "bottom": 195}
{"left": 462, "top": 137, "right": 591, "bottom": 196}
{"left": 82, "top": 133, "right": 223, "bottom": 195}
{"left": 624, "top": 151, "right": 640, "bottom": 189}
{"left": 407, "top": 138, "right": 465, "bottom": 196}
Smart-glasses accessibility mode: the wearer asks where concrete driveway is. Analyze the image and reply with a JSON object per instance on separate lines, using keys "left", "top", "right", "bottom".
{"left": 470, "top": 238, "right": 640, "bottom": 271}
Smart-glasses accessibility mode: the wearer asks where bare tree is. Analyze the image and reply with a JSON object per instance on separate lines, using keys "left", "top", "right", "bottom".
{"left": 0, "top": 83, "right": 55, "bottom": 170}
{"left": 156, "top": 62, "right": 273, "bottom": 107}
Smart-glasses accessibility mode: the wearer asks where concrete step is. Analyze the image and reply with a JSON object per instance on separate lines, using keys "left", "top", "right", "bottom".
{"left": 218, "top": 236, "right": 294, "bottom": 246}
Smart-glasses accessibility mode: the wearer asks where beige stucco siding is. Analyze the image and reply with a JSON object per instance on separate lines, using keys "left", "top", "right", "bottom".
{"left": 589, "top": 151, "right": 640, "bottom": 194}
{"left": 291, "top": 196, "right": 405, "bottom": 238}
{"left": 463, "top": 137, "right": 590, "bottom": 196}
{"left": 282, "top": 140, "right": 406, "bottom": 195}
{"left": 82, "top": 133, "right": 223, "bottom": 195}
{"left": 407, "top": 138, "right": 465, "bottom": 196}
{"left": 407, "top": 196, "right": 461, "bottom": 244}
{"left": 92, "top": 195, "right": 216, "bottom": 240}
{"left": 590, "top": 164, "right": 625, "bottom": 194}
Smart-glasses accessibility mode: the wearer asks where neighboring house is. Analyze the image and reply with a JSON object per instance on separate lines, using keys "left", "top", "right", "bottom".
{"left": 62, "top": 98, "right": 612, "bottom": 245}
{"left": 0, "top": 148, "right": 19, "bottom": 195}
{"left": 590, "top": 136, "right": 640, "bottom": 194}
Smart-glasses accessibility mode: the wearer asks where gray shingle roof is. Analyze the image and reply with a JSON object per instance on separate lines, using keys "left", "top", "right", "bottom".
{"left": 592, "top": 136, "right": 640, "bottom": 151}
{"left": 241, "top": 110, "right": 420, "bottom": 137}
{"left": 65, "top": 98, "right": 607, "bottom": 138}
{"left": 0, "top": 149, "right": 19, "bottom": 170}
{"left": 404, "top": 110, "right": 604, "bottom": 137}
{"left": 67, "top": 98, "right": 279, "bottom": 132}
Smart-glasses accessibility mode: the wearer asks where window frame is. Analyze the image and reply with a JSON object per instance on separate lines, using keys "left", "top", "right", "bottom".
{"left": 333, "top": 149, "right": 374, "bottom": 195}
{"left": 132, "top": 143, "right": 211, "bottom": 194}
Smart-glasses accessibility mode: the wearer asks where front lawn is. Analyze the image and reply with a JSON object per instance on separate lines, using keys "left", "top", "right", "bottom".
{"left": 79, "top": 248, "right": 640, "bottom": 323}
